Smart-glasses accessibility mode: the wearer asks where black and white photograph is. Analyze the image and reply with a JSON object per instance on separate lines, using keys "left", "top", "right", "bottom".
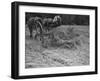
{"left": 11, "top": 1, "right": 97, "bottom": 79}
{"left": 25, "top": 13, "right": 90, "bottom": 68}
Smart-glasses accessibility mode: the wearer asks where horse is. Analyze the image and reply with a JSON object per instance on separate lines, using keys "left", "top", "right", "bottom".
{"left": 27, "top": 17, "right": 43, "bottom": 39}
{"left": 42, "top": 15, "right": 62, "bottom": 31}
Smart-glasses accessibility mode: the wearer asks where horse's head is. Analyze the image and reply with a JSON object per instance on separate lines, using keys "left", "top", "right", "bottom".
{"left": 53, "top": 15, "right": 61, "bottom": 22}
{"left": 52, "top": 15, "right": 62, "bottom": 26}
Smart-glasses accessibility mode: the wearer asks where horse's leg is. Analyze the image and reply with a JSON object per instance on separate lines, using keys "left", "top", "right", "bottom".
{"left": 34, "top": 23, "right": 39, "bottom": 40}
{"left": 34, "top": 33, "right": 38, "bottom": 40}
{"left": 29, "top": 26, "right": 33, "bottom": 38}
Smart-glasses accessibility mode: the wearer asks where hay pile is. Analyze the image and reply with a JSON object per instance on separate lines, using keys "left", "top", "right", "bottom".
{"left": 41, "top": 26, "right": 81, "bottom": 49}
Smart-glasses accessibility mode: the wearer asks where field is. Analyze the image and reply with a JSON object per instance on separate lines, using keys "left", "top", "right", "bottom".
{"left": 25, "top": 25, "right": 89, "bottom": 68}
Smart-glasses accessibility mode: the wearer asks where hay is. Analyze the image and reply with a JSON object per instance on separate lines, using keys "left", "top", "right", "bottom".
{"left": 40, "top": 26, "right": 81, "bottom": 49}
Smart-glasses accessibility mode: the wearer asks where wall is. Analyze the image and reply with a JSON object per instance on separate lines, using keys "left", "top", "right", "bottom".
{"left": 0, "top": 0, "right": 99, "bottom": 81}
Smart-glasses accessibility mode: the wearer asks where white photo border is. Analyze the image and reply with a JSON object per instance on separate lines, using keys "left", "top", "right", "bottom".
{"left": 19, "top": 5, "right": 96, "bottom": 76}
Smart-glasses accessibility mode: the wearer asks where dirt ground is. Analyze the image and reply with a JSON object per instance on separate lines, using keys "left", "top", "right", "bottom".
{"left": 25, "top": 25, "right": 89, "bottom": 68}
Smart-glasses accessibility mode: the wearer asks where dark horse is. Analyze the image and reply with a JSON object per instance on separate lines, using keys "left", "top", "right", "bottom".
{"left": 27, "top": 17, "right": 43, "bottom": 39}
